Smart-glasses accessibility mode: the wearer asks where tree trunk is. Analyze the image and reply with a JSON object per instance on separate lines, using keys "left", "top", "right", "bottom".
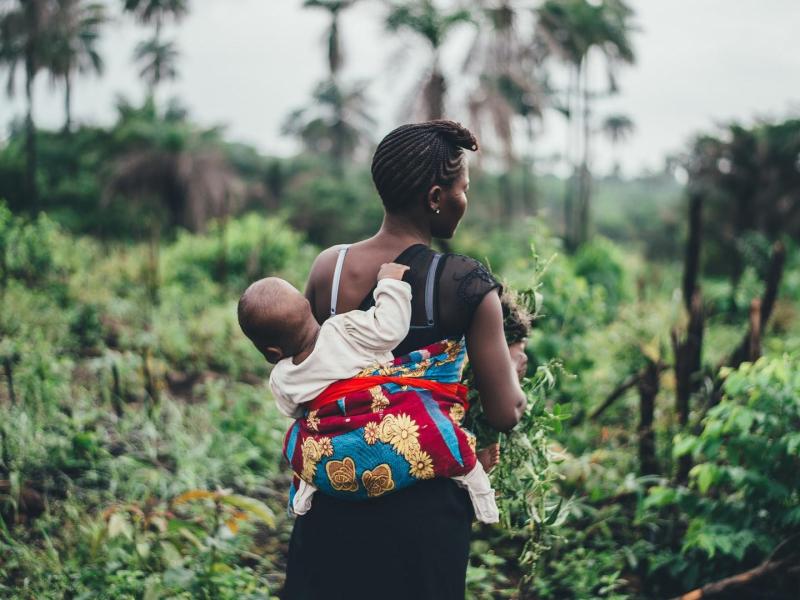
{"left": 638, "top": 358, "right": 660, "bottom": 476}
{"left": 590, "top": 364, "right": 668, "bottom": 421}
{"left": 24, "top": 49, "right": 38, "bottom": 213}
{"left": 332, "top": 109, "right": 345, "bottom": 178}
{"left": 673, "top": 190, "right": 705, "bottom": 482}
{"left": 521, "top": 158, "right": 531, "bottom": 216}
{"left": 746, "top": 298, "right": 762, "bottom": 361}
{"left": 726, "top": 241, "right": 785, "bottom": 369}
{"left": 683, "top": 190, "right": 703, "bottom": 311}
{"left": 63, "top": 74, "right": 72, "bottom": 133}
{"left": 424, "top": 55, "right": 446, "bottom": 120}
{"left": 523, "top": 118, "right": 536, "bottom": 215}
{"left": 577, "top": 61, "right": 592, "bottom": 246}
{"left": 563, "top": 66, "right": 577, "bottom": 246}
{"left": 328, "top": 14, "right": 341, "bottom": 78}
{"left": 147, "top": 222, "right": 161, "bottom": 305}
{"left": 710, "top": 241, "right": 786, "bottom": 408}
{"left": 564, "top": 174, "right": 575, "bottom": 251}
{"left": 3, "top": 357, "right": 16, "bottom": 406}
{"left": 111, "top": 362, "right": 123, "bottom": 417}
{"left": 672, "top": 290, "right": 704, "bottom": 483}
{"left": 142, "top": 348, "right": 159, "bottom": 417}
{"left": 149, "top": 16, "right": 162, "bottom": 96}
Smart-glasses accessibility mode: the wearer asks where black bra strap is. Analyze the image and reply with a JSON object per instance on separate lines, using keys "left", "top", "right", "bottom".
{"left": 424, "top": 253, "right": 442, "bottom": 326}
{"left": 409, "top": 251, "right": 441, "bottom": 329}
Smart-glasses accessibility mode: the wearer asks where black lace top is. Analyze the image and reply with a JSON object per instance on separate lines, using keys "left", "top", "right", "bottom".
{"left": 357, "top": 244, "right": 501, "bottom": 356}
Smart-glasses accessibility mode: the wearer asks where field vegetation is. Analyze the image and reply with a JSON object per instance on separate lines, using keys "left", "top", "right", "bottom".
{"left": 1, "top": 0, "right": 799, "bottom": 598}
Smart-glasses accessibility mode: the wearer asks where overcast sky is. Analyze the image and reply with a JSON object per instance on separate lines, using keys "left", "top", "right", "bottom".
{"left": 2, "top": 0, "right": 799, "bottom": 176}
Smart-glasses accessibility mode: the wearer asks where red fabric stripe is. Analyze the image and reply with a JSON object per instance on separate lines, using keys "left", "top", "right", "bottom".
{"left": 309, "top": 376, "right": 468, "bottom": 411}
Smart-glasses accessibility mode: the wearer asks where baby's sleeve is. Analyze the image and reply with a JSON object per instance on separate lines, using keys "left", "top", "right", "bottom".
{"left": 268, "top": 363, "right": 305, "bottom": 419}
{"left": 342, "top": 278, "right": 412, "bottom": 354}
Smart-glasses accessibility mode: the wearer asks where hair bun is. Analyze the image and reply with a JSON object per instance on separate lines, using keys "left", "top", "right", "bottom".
{"left": 427, "top": 119, "right": 480, "bottom": 152}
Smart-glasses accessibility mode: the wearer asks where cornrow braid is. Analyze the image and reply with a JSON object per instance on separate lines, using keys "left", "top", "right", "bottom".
{"left": 371, "top": 120, "right": 479, "bottom": 212}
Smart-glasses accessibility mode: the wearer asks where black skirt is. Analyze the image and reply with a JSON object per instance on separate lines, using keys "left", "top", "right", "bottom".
{"left": 282, "top": 478, "right": 474, "bottom": 600}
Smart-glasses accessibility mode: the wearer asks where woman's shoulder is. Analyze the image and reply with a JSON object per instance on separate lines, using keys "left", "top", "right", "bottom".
{"left": 311, "top": 243, "right": 350, "bottom": 271}
{"left": 307, "top": 244, "right": 349, "bottom": 286}
{"left": 438, "top": 252, "right": 502, "bottom": 311}
{"left": 441, "top": 253, "right": 500, "bottom": 287}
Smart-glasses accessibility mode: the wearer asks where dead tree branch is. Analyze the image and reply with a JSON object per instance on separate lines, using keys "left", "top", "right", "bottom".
{"left": 673, "top": 540, "right": 799, "bottom": 600}
{"left": 590, "top": 363, "right": 668, "bottom": 421}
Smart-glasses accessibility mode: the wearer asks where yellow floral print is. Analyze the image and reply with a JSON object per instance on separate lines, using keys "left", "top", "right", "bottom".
{"left": 301, "top": 438, "right": 322, "bottom": 462}
{"left": 407, "top": 449, "right": 435, "bottom": 479}
{"left": 361, "top": 464, "right": 395, "bottom": 497}
{"left": 376, "top": 414, "right": 396, "bottom": 443}
{"left": 300, "top": 436, "right": 334, "bottom": 482}
{"left": 369, "top": 386, "right": 390, "bottom": 412}
{"left": 466, "top": 432, "right": 477, "bottom": 454}
{"left": 325, "top": 457, "right": 358, "bottom": 492}
{"left": 318, "top": 437, "right": 334, "bottom": 458}
{"left": 448, "top": 403, "right": 465, "bottom": 425}
{"left": 364, "top": 421, "right": 379, "bottom": 445}
{"left": 379, "top": 413, "right": 420, "bottom": 458}
{"left": 306, "top": 409, "right": 320, "bottom": 431}
{"left": 356, "top": 361, "right": 384, "bottom": 377}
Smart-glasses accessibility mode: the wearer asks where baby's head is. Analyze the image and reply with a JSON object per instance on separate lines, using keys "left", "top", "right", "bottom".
{"left": 237, "top": 277, "right": 316, "bottom": 364}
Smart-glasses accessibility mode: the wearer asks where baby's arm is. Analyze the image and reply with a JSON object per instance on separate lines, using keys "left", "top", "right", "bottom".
{"left": 268, "top": 368, "right": 306, "bottom": 419}
{"left": 342, "top": 263, "right": 411, "bottom": 354}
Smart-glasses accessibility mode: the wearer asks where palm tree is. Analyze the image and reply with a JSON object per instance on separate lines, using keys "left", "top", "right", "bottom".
{"left": 601, "top": 112, "right": 634, "bottom": 176}
{"left": 303, "top": 0, "right": 359, "bottom": 80}
{"left": 121, "top": 0, "right": 188, "bottom": 95}
{"left": 385, "top": 0, "right": 473, "bottom": 120}
{"left": 291, "top": 1, "right": 365, "bottom": 177}
{"left": 464, "top": 0, "right": 545, "bottom": 217}
{"left": 121, "top": 0, "right": 188, "bottom": 27}
{"left": 283, "top": 79, "right": 375, "bottom": 173}
{"left": 536, "top": 0, "right": 635, "bottom": 247}
{"left": 134, "top": 36, "right": 178, "bottom": 93}
{"left": 0, "top": 0, "right": 57, "bottom": 212}
{"left": 49, "top": 0, "right": 107, "bottom": 132}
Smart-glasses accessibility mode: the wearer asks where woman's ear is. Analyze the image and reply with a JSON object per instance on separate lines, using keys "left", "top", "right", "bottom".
{"left": 263, "top": 346, "right": 284, "bottom": 364}
{"left": 427, "top": 185, "right": 442, "bottom": 214}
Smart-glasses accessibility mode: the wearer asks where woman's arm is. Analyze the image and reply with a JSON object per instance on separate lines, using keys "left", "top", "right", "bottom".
{"left": 465, "top": 290, "right": 527, "bottom": 432}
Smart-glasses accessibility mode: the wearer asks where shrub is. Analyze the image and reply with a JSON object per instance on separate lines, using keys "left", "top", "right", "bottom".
{"left": 162, "top": 213, "right": 312, "bottom": 293}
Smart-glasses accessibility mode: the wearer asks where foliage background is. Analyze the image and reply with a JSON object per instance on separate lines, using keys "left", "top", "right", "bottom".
{"left": 1, "top": 1, "right": 799, "bottom": 599}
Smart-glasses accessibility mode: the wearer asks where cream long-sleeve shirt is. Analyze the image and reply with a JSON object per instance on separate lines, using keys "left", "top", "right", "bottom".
{"left": 268, "top": 278, "right": 412, "bottom": 418}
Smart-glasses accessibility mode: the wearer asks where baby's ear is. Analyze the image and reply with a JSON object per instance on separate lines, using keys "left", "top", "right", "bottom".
{"left": 263, "top": 346, "right": 284, "bottom": 364}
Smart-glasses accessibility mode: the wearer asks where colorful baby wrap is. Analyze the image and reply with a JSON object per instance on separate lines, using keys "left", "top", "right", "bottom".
{"left": 283, "top": 338, "right": 478, "bottom": 508}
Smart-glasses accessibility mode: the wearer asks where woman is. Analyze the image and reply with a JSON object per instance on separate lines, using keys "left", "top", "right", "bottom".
{"left": 283, "top": 120, "right": 527, "bottom": 600}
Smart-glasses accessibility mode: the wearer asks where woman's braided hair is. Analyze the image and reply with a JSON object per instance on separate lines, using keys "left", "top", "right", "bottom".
{"left": 371, "top": 120, "right": 479, "bottom": 212}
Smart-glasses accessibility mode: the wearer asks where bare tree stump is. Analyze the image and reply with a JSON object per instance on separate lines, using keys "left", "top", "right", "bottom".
{"left": 673, "top": 290, "right": 705, "bottom": 483}
{"left": 638, "top": 359, "right": 660, "bottom": 476}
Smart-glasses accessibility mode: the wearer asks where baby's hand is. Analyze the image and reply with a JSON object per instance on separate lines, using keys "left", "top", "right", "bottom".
{"left": 378, "top": 262, "right": 410, "bottom": 281}
{"left": 477, "top": 443, "right": 500, "bottom": 473}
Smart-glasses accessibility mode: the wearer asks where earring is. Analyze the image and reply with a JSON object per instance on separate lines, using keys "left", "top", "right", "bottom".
{"left": 435, "top": 208, "right": 441, "bottom": 214}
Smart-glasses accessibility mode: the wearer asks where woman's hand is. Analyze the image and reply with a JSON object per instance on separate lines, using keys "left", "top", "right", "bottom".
{"left": 508, "top": 340, "right": 528, "bottom": 381}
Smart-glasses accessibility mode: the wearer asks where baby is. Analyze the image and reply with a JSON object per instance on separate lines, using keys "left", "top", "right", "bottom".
{"left": 238, "top": 263, "right": 499, "bottom": 522}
